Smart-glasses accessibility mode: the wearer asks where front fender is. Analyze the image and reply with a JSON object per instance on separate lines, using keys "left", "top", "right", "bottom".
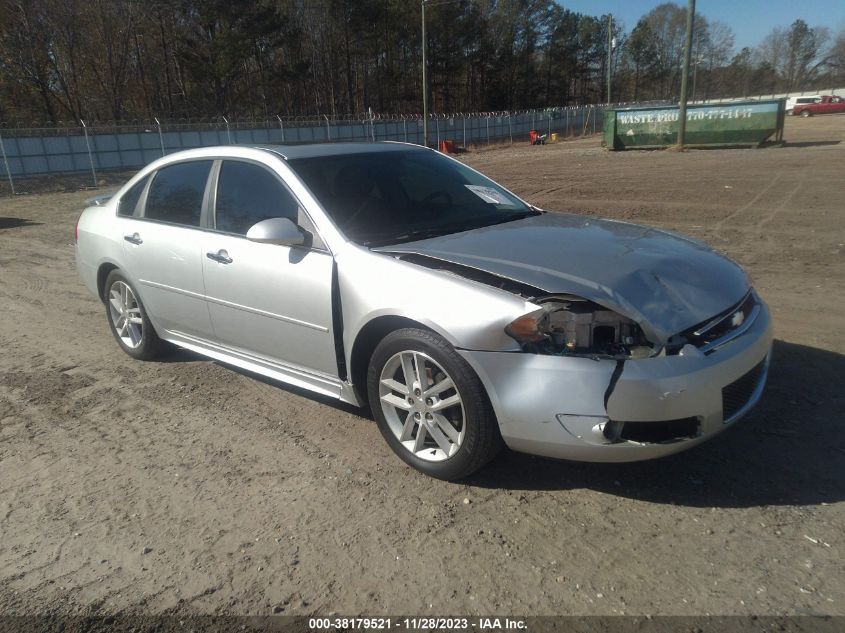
{"left": 336, "top": 244, "right": 536, "bottom": 369}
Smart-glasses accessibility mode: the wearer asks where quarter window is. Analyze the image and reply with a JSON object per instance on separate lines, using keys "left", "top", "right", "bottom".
{"left": 144, "top": 161, "right": 213, "bottom": 227}
{"left": 215, "top": 161, "right": 300, "bottom": 235}
{"left": 117, "top": 176, "right": 148, "bottom": 217}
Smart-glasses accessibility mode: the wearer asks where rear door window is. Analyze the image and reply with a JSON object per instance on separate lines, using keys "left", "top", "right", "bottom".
{"left": 144, "top": 161, "right": 213, "bottom": 227}
{"left": 117, "top": 176, "right": 149, "bottom": 217}
{"left": 214, "top": 161, "right": 300, "bottom": 235}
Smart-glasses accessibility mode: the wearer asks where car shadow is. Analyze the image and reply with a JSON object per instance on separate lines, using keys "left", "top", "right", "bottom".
{"left": 467, "top": 339, "right": 845, "bottom": 508}
{"left": 0, "top": 217, "right": 43, "bottom": 229}
{"left": 215, "top": 358, "right": 368, "bottom": 417}
{"left": 157, "top": 344, "right": 369, "bottom": 415}
{"left": 163, "top": 338, "right": 844, "bottom": 508}
{"left": 154, "top": 346, "right": 206, "bottom": 364}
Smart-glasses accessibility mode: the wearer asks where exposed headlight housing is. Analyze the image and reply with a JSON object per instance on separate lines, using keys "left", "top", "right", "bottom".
{"left": 505, "top": 297, "right": 653, "bottom": 359}
{"left": 504, "top": 306, "right": 553, "bottom": 344}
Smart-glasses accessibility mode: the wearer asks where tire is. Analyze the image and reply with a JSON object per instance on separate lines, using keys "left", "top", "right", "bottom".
{"left": 800, "top": 109, "right": 811, "bottom": 118}
{"left": 103, "top": 270, "right": 165, "bottom": 360}
{"left": 367, "top": 327, "right": 503, "bottom": 480}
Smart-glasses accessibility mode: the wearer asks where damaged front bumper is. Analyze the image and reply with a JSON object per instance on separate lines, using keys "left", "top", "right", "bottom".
{"left": 458, "top": 301, "right": 773, "bottom": 462}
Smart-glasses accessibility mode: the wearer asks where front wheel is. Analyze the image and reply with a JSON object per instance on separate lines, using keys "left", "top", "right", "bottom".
{"left": 367, "top": 328, "right": 503, "bottom": 480}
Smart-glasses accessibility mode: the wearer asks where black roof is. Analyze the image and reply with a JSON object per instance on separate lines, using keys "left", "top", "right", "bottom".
{"left": 253, "top": 141, "right": 425, "bottom": 160}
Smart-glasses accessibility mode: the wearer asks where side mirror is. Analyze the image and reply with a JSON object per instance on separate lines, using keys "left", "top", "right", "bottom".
{"left": 245, "top": 217, "right": 305, "bottom": 246}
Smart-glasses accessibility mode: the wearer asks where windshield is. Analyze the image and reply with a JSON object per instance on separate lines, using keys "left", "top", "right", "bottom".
{"left": 287, "top": 149, "right": 538, "bottom": 246}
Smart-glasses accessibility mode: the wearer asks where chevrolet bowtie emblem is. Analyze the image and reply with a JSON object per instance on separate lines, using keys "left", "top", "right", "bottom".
{"left": 731, "top": 310, "right": 745, "bottom": 328}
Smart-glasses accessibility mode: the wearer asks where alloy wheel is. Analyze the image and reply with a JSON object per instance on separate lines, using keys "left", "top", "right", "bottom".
{"left": 378, "top": 351, "right": 465, "bottom": 462}
{"left": 108, "top": 281, "right": 143, "bottom": 349}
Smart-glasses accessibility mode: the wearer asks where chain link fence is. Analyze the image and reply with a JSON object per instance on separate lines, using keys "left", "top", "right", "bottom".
{"left": 0, "top": 107, "right": 605, "bottom": 192}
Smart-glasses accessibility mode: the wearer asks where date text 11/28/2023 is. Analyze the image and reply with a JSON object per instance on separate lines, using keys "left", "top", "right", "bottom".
{"left": 308, "top": 617, "right": 527, "bottom": 630}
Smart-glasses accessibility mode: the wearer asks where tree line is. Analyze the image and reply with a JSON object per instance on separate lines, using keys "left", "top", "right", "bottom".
{"left": 0, "top": 0, "right": 843, "bottom": 125}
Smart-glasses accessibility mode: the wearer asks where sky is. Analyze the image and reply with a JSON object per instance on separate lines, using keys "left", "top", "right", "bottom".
{"left": 559, "top": 1, "right": 845, "bottom": 50}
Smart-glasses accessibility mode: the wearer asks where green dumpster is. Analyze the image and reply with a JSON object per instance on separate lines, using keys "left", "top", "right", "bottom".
{"left": 604, "top": 99, "right": 786, "bottom": 150}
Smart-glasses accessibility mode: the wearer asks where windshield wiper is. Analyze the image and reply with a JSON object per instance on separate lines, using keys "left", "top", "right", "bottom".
{"left": 491, "top": 208, "right": 543, "bottom": 225}
{"left": 365, "top": 208, "right": 542, "bottom": 247}
{"left": 365, "top": 226, "right": 459, "bottom": 247}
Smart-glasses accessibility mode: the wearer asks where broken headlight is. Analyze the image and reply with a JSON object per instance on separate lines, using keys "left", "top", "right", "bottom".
{"left": 505, "top": 297, "right": 653, "bottom": 359}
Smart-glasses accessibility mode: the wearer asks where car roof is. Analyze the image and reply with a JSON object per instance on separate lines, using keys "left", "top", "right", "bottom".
{"left": 132, "top": 142, "right": 431, "bottom": 180}
{"left": 252, "top": 141, "right": 425, "bottom": 160}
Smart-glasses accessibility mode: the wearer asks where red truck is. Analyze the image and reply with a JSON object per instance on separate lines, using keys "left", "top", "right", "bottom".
{"left": 792, "top": 95, "right": 845, "bottom": 117}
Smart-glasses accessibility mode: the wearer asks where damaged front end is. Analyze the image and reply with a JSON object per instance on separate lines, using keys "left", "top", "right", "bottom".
{"left": 457, "top": 287, "right": 771, "bottom": 461}
{"left": 504, "top": 296, "right": 655, "bottom": 360}
{"left": 373, "top": 212, "right": 771, "bottom": 462}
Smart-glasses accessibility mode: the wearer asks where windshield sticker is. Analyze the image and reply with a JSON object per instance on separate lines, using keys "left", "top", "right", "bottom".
{"left": 465, "top": 185, "right": 515, "bottom": 206}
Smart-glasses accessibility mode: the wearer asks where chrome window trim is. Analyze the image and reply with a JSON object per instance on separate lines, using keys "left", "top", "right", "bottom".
{"left": 113, "top": 154, "right": 330, "bottom": 254}
{"left": 139, "top": 158, "right": 215, "bottom": 229}
{"left": 120, "top": 215, "right": 330, "bottom": 255}
{"left": 208, "top": 157, "right": 329, "bottom": 253}
{"left": 115, "top": 174, "right": 152, "bottom": 218}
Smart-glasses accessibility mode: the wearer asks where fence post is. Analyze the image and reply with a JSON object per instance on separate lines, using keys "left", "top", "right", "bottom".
{"left": 222, "top": 116, "right": 232, "bottom": 144}
{"left": 531, "top": 110, "right": 535, "bottom": 132}
{"left": 0, "top": 134, "right": 15, "bottom": 196}
{"left": 0, "top": 129, "right": 15, "bottom": 196}
{"left": 154, "top": 117, "right": 165, "bottom": 156}
{"left": 463, "top": 116, "right": 466, "bottom": 148}
{"left": 566, "top": 108, "right": 570, "bottom": 138}
{"left": 486, "top": 116, "right": 490, "bottom": 146}
{"left": 508, "top": 113, "right": 513, "bottom": 145}
{"left": 548, "top": 110, "right": 551, "bottom": 139}
{"left": 276, "top": 115, "right": 285, "bottom": 142}
{"left": 80, "top": 119, "right": 98, "bottom": 187}
{"left": 324, "top": 114, "right": 331, "bottom": 141}
{"left": 403, "top": 117, "right": 408, "bottom": 142}
{"left": 435, "top": 116, "right": 440, "bottom": 147}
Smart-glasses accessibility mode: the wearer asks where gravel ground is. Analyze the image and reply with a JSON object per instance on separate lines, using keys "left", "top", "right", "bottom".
{"left": 0, "top": 115, "right": 843, "bottom": 617}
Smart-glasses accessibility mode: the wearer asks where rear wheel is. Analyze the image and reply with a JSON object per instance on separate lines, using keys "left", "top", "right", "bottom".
{"left": 800, "top": 109, "right": 811, "bottom": 118}
{"left": 367, "top": 328, "right": 502, "bottom": 480}
{"left": 104, "top": 270, "right": 165, "bottom": 360}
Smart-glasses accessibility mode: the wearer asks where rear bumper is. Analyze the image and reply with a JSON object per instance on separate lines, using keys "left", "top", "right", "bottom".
{"left": 75, "top": 245, "right": 100, "bottom": 299}
{"left": 458, "top": 301, "right": 773, "bottom": 462}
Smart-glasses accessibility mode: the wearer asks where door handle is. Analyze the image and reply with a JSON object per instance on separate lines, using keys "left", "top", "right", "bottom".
{"left": 123, "top": 233, "right": 143, "bottom": 245}
{"left": 206, "top": 249, "right": 233, "bottom": 264}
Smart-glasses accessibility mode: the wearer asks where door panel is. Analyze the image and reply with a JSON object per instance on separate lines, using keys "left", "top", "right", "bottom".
{"left": 201, "top": 234, "right": 337, "bottom": 376}
{"left": 120, "top": 218, "right": 213, "bottom": 338}
{"left": 117, "top": 159, "right": 215, "bottom": 338}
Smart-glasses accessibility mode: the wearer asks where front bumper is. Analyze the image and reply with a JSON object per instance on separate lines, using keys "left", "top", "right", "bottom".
{"left": 458, "top": 301, "right": 773, "bottom": 462}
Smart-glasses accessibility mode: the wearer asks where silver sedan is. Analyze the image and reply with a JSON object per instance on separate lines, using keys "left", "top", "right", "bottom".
{"left": 76, "top": 143, "right": 772, "bottom": 480}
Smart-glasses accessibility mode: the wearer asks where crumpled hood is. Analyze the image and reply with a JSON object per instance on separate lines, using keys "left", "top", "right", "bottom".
{"left": 376, "top": 213, "right": 750, "bottom": 345}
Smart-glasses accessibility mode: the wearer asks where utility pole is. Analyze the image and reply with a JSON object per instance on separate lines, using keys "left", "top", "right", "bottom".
{"left": 422, "top": 0, "right": 429, "bottom": 147}
{"left": 422, "top": 0, "right": 462, "bottom": 148}
{"left": 691, "top": 31, "right": 700, "bottom": 102}
{"left": 676, "top": 0, "right": 696, "bottom": 149}
{"left": 606, "top": 15, "right": 613, "bottom": 104}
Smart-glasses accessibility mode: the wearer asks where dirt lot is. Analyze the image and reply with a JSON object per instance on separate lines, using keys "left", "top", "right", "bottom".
{"left": 1, "top": 115, "right": 843, "bottom": 617}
